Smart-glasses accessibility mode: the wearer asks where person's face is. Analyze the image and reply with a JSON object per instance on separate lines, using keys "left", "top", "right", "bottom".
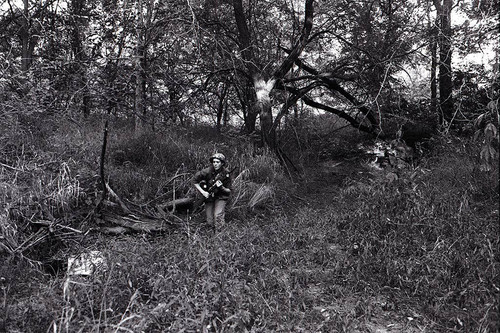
{"left": 212, "top": 158, "right": 222, "bottom": 170}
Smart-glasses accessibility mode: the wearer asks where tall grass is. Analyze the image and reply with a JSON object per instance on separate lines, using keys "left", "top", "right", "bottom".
{"left": 335, "top": 137, "right": 499, "bottom": 331}
{"left": 1, "top": 115, "right": 498, "bottom": 332}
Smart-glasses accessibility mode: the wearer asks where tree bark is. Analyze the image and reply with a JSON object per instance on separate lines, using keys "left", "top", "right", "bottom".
{"left": 433, "top": 0, "right": 454, "bottom": 126}
{"left": 134, "top": 0, "right": 147, "bottom": 133}
{"left": 430, "top": 28, "right": 438, "bottom": 117}
{"left": 254, "top": 74, "right": 277, "bottom": 148}
{"left": 232, "top": 0, "right": 259, "bottom": 134}
{"left": 244, "top": 87, "right": 258, "bottom": 133}
{"left": 100, "top": 120, "right": 109, "bottom": 200}
{"left": 70, "top": 0, "right": 91, "bottom": 117}
{"left": 98, "top": 212, "right": 176, "bottom": 233}
{"left": 20, "top": 0, "right": 37, "bottom": 71}
{"left": 21, "top": 0, "right": 30, "bottom": 71}
{"left": 232, "top": 0, "right": 314, "bottom": 149}
{"left": 216, "top": 83, "right": 229, "bottom": 131}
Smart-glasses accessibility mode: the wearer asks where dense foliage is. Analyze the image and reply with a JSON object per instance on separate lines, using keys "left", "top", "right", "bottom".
{"left": 0, "top": 0, "right": 499, "bottom": 332}
{"left": 1, "top": 116, "right": 498, "bottom": 332}
{"left": 1, "top": 0, "right": 498, "bottom": 135}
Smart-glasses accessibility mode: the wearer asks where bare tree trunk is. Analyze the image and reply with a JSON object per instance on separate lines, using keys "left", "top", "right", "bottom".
{"left": 232, "top": 0, "right": 314, "bottom": 149}
{"left": 234, "top": 81, "right": 257, "bottom": 133}
{"left": 232, "top": 0, "right": 259, "bottom": 134}
{"left": 216, "top": 83, "right": 229, "bottom": 131}
{"left": 100, "top": 120, "right": 109, "bottom": 200}
{"left": 134, "top": 50, "right": 146, "bottom": 134}
{"left": 428, "top": 6, "right": 438, "bottom": 118}
{"left": 71, "top": 0, "right": 91, "bottom": 117}
{"left": 430, "top": 29, "right": 438, "bottom": 116}
{"left": 134, "top": 0, "right": 146, "bottom": 134}
{"left": 21, "top": 0, "right": 32, "bottom": 71}
{"left": 244, "top": 87, "right": 258, "bottom": 134}
{"left": 102, "top": 0, "right": 125, "bottom": 118}
{"left": 254, "top": 75, "right": 277, "bottom": 148}
{"left": 433, "top": 0, "right": 454, "bottom": 126}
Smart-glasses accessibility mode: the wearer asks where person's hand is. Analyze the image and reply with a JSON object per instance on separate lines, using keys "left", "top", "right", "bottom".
{"left": 215, "top": 180, "right": 223, "bottom": 187}
{"left": 202, "top": 190, "right": 210, "bottom": 198}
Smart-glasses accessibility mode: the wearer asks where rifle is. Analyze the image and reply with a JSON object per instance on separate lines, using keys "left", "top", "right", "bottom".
{"left": 202, "top": 167, "right": 236, "bottom": 198}
{"left": 193, "top": 167, "right": 236, "bottom": 210}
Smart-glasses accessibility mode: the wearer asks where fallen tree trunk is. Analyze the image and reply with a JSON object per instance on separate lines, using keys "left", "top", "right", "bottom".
{"left": 159, "top": 197, "right": 194, "bottom": 209}
{"left": 157, "top": 197, "right": 195, "bottom": 211}
{"left": 100, "top": 226, "right": 133, "bottom": 235}
{"left": 31, "top": 220, "right": 84, "bottom": 234}
{"left": 94, "top": 183, "right": 193, "bottom": 234}
{"left": 96, "top": 211, "right": 178, "bottom": 233}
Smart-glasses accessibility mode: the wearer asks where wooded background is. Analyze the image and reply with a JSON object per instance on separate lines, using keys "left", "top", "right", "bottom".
{"left": 1, "top": 1, "right": 499, "bottom": 332}
{"left": 1, "top": 0, "right": 498, "bottom": 148}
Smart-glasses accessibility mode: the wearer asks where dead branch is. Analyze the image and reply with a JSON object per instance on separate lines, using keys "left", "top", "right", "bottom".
{"left": 0, "top": 162, "right": 23, "bottom": 172}
{"left": 99, "top": 211, "right": 176, "bottom": 233}
{"left": 30, "top": 220, "right": 83, "bottom": 234}
{"left": 100, "top": 119, "right": 109, "bottom": 200}
{"left": 100, "top": 226, "right": 131, "bottom": 235}
{"left": 157, "top": 197, "right": 194, "bottom": 211}
{"left": 106, "top": 184, "right": 132, "bottom": 214}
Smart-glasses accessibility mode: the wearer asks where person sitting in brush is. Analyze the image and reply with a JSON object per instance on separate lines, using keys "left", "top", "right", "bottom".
{"left": 193, "top": 153, "right": 232, "bottom": 230}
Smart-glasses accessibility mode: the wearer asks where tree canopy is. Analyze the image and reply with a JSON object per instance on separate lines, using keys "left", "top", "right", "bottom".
{"left": 1, "top": 0, "right": 498, "bottom": 146}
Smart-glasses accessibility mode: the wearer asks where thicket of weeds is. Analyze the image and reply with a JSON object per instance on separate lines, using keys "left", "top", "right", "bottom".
{"left": 1, "top": 114, "right": 498, "bottom": 332}
{"left": 0, "top": 116, "right": 293, "bottom": 332}
{"left": 335, "top": 136, "right": 499, "bottom": 332}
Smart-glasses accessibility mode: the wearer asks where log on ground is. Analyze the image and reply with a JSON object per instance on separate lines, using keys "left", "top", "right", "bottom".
{"left": 98, "top": 211, "right": 178, "bottom": 233}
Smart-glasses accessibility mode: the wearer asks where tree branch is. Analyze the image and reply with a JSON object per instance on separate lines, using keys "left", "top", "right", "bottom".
{"left": 298, "top": 94, "right": 377, "bottom": 135}
{"left": 292, "top": 57, "right": 379, "bottom": 126}
{"left": 273, "top": 0, "right": 314, "bottom": 80}
{"left": 271, "top": 81, "right": 323, "bottom": 133}
{"left": 232, "top": 0, "right": 259, "bottom": 74}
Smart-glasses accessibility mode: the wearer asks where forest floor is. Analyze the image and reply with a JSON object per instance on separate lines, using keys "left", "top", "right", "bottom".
{"left": 78, "top": 154, "right": 434, "bottom": 332}
{"left": 299, "top": 156, "right": 367, "bottom": 206}
{"left": 4, "top": 141, "right": 497, "bottom": 332}
{"left": 285, "top": 155, "right": 426, "bottom": 332}
{"left": 78, "top": 153, "right": 429, "bottom": 332}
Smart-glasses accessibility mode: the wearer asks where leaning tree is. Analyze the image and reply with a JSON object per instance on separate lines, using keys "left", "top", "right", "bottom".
{"left": 193, "top": 0, "right": 432, "bottom": 151}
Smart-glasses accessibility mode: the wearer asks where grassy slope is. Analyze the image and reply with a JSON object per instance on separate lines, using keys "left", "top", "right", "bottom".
{"left": 1, "top": 117, "right": 498, "bottom": 332}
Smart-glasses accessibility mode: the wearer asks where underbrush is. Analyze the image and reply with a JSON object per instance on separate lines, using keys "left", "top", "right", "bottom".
{"left": 1, "top": 117, "right": 294, "bottom": 331}
{"left": 40, "top": 135, "right": 499, "bottom": 332}
{"left": 335, "top": 138, "right": 499, "bottom": 332}
{"left": 280, "top": 112, "right": 370, "bottom": 166}
{"left": 1, "top": 115, "right": 498, "bottom": 332}
{"left": 105, "top": 123, "right": 292, "bottom": 208}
